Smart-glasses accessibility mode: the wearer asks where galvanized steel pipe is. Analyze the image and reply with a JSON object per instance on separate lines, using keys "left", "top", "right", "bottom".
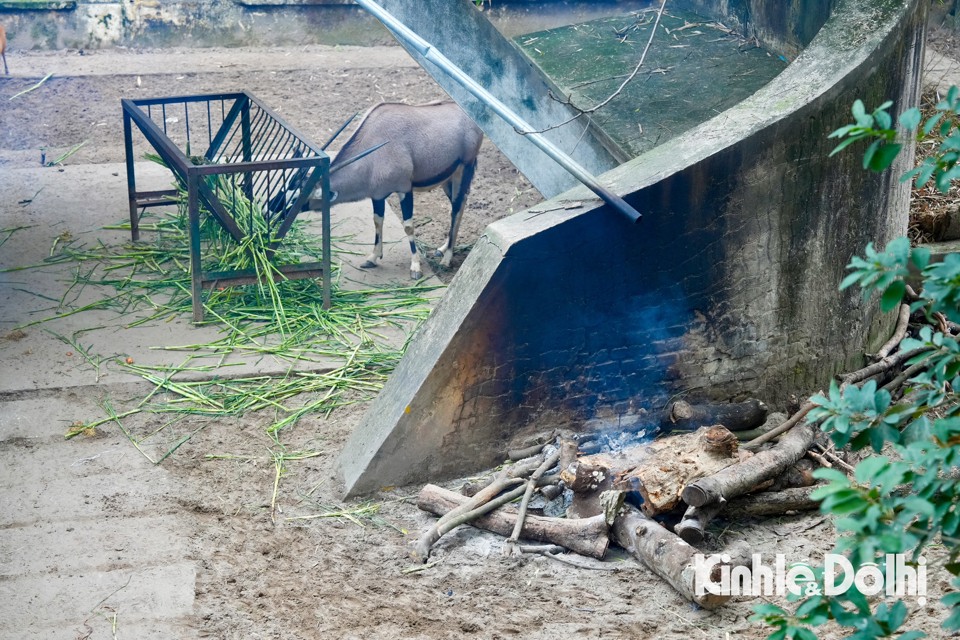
{"left": 353, "top": 0, "right": 642, "bottom": 223}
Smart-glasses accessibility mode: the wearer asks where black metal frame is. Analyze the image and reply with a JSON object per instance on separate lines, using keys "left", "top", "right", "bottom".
{"left": 122, "top": 90, "right": 331, "bottom": 322}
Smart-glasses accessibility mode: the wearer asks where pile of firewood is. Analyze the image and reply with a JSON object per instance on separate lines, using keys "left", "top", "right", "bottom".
{"left": 410, "top": 302, "right": 925, "bottom": 609}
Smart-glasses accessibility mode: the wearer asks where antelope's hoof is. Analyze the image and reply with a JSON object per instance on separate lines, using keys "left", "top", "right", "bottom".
{"left": 433, "top": 248, "right": 444, "bottom": 259}
{"left": 410, "top": 269, "right": 422, "bottom": 280}
{"left": 360, "top": 259, "right": 378, "bottom": 269}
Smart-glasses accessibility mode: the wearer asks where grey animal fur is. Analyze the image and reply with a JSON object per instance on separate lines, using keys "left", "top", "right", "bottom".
{"left": 324, "top": 101, "right": 483, "bottom": 280}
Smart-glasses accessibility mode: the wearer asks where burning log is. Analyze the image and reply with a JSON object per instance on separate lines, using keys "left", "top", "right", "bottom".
{"left": 416, "top": 484, "right": 610, "bottom": 559}
{"left": 612, "top": 504, "right": 730, "bottom": 609}
{"left": 616, "top": 425, "right": 742, "bottom": 515}
{"left": 562, "top": 426, "right": 745, "bottom": 517}
{"left": 663, "top": 398, "right": 768, "bottom": 432}
{"left": 682, "top": 421, "right": 818, "bottom": 508}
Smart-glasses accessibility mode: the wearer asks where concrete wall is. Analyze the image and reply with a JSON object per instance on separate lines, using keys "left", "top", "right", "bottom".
{"left": 370, "top": 0, "right": 622, "bottom": 199}
{"left": 0, "top": 0, "right": 393, "bottom": 50}
{"left": 339, "top": 0, "right": 926, "bottom": 495}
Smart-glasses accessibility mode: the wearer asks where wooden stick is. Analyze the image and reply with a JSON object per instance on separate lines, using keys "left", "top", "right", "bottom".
{"left": 873, "top": 303, "right": 911, "bottom": 360}
{"left": 674, "top": 503, "right": 723, "bottom": 545}
{"left": 416, "top": 484, "right": 610, "bottom": 559}
{"left": 505, "top": 449, "right": 561, "bottom": 553}
{"left": 612, "top": 505, "right": 730, "bottom": 609}
{"left": 806, "top": 449, "right": 832, "bottom": 469}
{"left": 881, "top": 360, "right": 927, "bottom": 395}
{"left": 726, "top": 487, "right": 820, "bottom": 517}
{"left": 411, "top": 455, "right": 542, "bottom": 561}
{"left": 814, "top": 443, "right": 856, "bottom": 474}
{"left": 841, "top": 347, "right": 928, "bottom": 388}
{"left": 518, "top": 544, "right": 622, "bottom": 571}
{"left": 742, "top": 401, "right": 815, "bottom": 449}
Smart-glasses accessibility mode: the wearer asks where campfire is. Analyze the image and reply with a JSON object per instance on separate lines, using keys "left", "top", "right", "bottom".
{"left": 409, "top": 396, "right": 846, "bottom": 609}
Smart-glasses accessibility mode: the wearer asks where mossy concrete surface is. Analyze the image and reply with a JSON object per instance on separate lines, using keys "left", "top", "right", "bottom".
{"left": 517, "top": 9, "right": 790, "bottom": 158}
{"left": 340, "top": 0, "right": 926, "bottom": 496}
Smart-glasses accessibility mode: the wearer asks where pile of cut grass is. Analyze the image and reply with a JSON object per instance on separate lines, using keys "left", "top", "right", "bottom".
{"left": 12, "top": 182, "right": 440, "bottom": 461}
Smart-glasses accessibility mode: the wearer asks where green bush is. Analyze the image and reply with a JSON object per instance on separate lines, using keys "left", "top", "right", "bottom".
{"left": 751, "top": 92, "right": 960, "bottom": 639}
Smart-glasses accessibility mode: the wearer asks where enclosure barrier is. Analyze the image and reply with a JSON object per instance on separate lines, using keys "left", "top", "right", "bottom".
{"left": 122, "top": 91, "right": 331, "bottom": 321}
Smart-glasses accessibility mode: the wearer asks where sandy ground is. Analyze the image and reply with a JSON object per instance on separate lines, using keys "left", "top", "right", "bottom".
{"left": 1, "top": 35, "right": 958, "bottom": 640}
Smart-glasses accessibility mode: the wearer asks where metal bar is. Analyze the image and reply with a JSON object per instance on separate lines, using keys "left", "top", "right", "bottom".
{"left": 202, "top": 261, "right": 326, "bottom": 289}
{"left": 184, "top": 100, "right": 192, "bottom": 156}
{"left": 130, "top": 92, "right": 245, "bottom": 108}
{"left": 319, "top": 164, "right": 332, "bottom": 309}
{"left": 241, "top": 100, "right": 254, "bottom": 204}
{"left": 205, "top": 95, "right": 247, "bottom": 162}
{"left": 122, "top": 99, "right": 191, "bottom": 179}
{"left": 246, "top": 90, "right": 326, "bottom": 157}
{"left": 272, "top": 160, "right": 327, "bottom": 244}
{"left": 353, "top": 0, "right": 641, "bottom": 223}
{"left": 123, "top": 109, "right": 140, "bottom": 242}
{"left": 206, "top": 101, "right": 213, "bottom": 148}
{"left": 187, "top": 176, "right": 204, "bottom": 323}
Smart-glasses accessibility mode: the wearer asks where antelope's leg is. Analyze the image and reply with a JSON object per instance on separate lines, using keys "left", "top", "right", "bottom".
{"left": 361, "top": 198, "right": 385, "bottom": 268}
{"left": 436, "top": 162, "right": 475, "bottom": 268}
{"left": 400, "top": 192, "right": 422, "bottom": 280}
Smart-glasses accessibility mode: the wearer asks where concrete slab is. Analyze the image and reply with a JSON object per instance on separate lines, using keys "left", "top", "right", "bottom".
{"left": 0, "top": 160, "right": 441, "bottom": 394}
{"left": 0, "top": 394, "right": 197, "bottom": 640}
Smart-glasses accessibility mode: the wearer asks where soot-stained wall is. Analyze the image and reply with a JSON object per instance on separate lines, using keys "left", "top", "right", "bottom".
{"left": 340, "top": 0, "right": 926, "bottom": 495}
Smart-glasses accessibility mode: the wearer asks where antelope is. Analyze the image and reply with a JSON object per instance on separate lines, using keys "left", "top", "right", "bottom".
{"left": 319, "top": 101, "right": 483, "bottom": 280}
{"left": 0, "top": 25, "right": 8, "bottom": 75}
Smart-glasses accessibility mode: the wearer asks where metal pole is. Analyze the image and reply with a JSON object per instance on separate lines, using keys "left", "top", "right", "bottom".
{"left": 353, "top": 0, "right": 642, "bottom": 224}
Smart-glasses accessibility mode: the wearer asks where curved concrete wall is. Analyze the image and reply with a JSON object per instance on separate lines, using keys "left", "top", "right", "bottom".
{"left": 340, "top": 0, "right": 926, "bottom": 495}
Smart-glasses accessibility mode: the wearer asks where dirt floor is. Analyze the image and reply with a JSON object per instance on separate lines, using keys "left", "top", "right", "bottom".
{"left": 1, "top": 28, "right": 958, "bottom": 640}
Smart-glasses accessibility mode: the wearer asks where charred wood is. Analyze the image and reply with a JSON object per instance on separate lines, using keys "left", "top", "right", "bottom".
{"left": 662, "top": 398, "right": 768, "bottom": 432}
{"left": 416, "top": 484, "right": 610, "bottom": 559}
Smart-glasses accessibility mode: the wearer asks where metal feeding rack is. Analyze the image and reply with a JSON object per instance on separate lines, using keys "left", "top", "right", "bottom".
{"left": 121, "top": 91, "right": 331, "bottom": 322}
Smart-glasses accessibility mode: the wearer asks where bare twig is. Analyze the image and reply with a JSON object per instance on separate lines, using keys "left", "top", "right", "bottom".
{"left": 881, "top": 360, "right": 928, "bottom": 395}
{"left": 840, "top": 347, "right": 929, "bottom": 389}
{"left": 743, "top": 401, "right": 815, "bottom": 449}
{"left": 411, "top": 455, "right": 543, "bottom": 561}
{"left": 503, "top": 448, "right": 561, "bottom": 555}
{"left": 813, "top": 443, "right": 855, "bottom": 474}
{"left": 806, "top": 449, "right": 833, "bottom": 469}
{"left": 519, "top": 544, "right": 623, "bottom": 570}
{"left": 519, "top": 0, "right": 669, "bottom": 135}
{"left": 873, "top": 303, "right": 911, "bottom": 360}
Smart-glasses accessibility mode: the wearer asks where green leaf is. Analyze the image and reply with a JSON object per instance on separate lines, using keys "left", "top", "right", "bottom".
{"left": 868, "top": 142, "right": 902, "bottom": 171}
{"left": 812, "top": 467, "right": 849, "bottom": 484}
{"left": 882, "top": 280, "right": 906, "bottom": 312}
{"left": 854, "top": 456, "right": 890, "bottom": 484}
{"left": 753, "top": 603, "right": 787, "bottom": 617}
{"left": 899, "top": 107, "right": 922, "bottom": 130}
{"left": 830, "top": 135, "right": 865, "bottom": 157}
{"left": 852, "top": 99, "right": 868, "bottom": 123}
{"left": 911, "top": 247, "right": 930, "bottom": 270}
{"left": 863, "top": 139, "right": 881, "bottom": 170}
